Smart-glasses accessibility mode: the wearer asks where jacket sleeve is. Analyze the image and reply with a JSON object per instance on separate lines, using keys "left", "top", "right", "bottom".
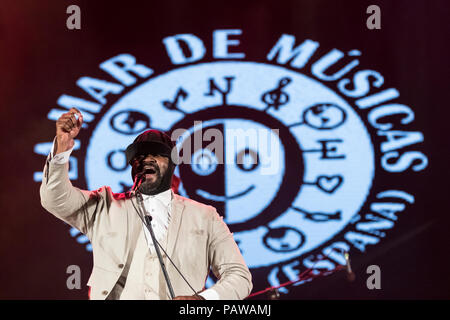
{"left": 207, "top": 208, "right": 253, "bottom": 300}
{"left": 39, "top": 156, "right": 102, "bottom": 239}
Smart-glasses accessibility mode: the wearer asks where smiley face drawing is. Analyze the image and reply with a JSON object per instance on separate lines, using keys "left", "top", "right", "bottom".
{"left": 302, "top": 103, "right": 346, "bottom": 130}
{"left": 175, "top": 116, "right": 291, "bottom": 230}
{"left": 170, "top": 104, "right": 305, "bottom": 233}
{"left": 262, "top": 226, "right": 305, "bottom": 253}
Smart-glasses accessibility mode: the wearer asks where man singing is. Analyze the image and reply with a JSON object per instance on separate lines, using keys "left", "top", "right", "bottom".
{"left": 40, "top": 107, "right": 252, "bottom": 300}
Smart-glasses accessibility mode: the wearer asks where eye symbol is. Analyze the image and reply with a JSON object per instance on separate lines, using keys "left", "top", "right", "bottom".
{"left": 236, "top": 148, "right": 259, "bottom": 171}
{"left": 191, "top": 148, "right": 218, "bottom": 176}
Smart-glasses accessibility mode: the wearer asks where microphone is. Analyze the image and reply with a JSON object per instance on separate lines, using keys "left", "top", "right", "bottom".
{"left": 132, "top": 166, "right": 157, "bottom": 193}
{"left": 131, "top": 172, "right": 145, "bottom": 193}
{"left": 344, "top": 251, "right": 356, "bottom": 282}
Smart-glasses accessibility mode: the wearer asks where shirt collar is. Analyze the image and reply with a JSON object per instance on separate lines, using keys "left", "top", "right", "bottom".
{"left": 142, "top": 188, "right": 172, "bottom": 207}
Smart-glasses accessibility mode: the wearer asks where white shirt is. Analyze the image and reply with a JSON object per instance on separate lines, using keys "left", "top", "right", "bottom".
{"left": 48, "top": 139, "right": 219, "bottom": 300}
{"left": 140, "top": 189, "right": 172, "bottom": 254}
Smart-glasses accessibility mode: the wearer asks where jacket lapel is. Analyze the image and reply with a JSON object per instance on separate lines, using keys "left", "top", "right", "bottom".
{"left": 126, "top": 194, "right": 143, "bottom": 254}
{"left": 166, "top": 191, "right": 185, "bottom": 258}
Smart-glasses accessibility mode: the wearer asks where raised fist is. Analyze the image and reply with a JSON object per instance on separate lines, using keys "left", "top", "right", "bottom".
{"left": 55, "top": 107, "right": 83, "bottom": 154}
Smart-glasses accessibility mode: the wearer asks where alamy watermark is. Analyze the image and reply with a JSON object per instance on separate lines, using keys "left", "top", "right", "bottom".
{"left": 366, "top": 5, "right": 381, "bottom": 30}
{"left": 366, "top": 264, "right": 381, "bottom": 290}
{"left": 66, "top": 5, "right": 81, "bottom": 30}
{"left": 170, "top": 121, "right": 281, "bottom": 176}
{"left": 66, "top": 265, "right": 81, "bottom": 290}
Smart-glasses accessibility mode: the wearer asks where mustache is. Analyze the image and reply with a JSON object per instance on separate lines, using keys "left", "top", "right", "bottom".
{"left": 137, "top": 162, "right": 160, "bottom": 176}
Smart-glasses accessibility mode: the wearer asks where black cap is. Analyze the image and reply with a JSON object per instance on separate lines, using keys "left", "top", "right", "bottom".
{"left": 125, "top": 129, "right": 178, "bottom": 165}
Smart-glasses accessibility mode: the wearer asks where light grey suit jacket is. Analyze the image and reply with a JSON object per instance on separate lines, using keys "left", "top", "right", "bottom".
{"left": 40, "top": 160, "right": 252, "bottom": 300}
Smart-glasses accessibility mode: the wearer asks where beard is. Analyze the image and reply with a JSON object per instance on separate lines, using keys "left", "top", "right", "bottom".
{"left": 139, "top": 171, "right": 164, "bottom": 195}
{"left": 139, "top": 172, "right": 162, "bottom": 194}
{"left": 134, "top": 161, "right": 175, "bottom": 196}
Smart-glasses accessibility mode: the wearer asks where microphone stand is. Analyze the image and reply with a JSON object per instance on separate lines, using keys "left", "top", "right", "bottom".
{"left": 133, "top": 175, "right": 176, "bottom": 300}
{"left": 246, "top": 250, "right": 351, "bottom": 299}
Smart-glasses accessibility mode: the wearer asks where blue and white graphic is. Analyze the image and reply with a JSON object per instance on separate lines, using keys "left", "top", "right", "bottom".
{"left": 33, "top": 30, "right": 428, "bottom": 292}
{"left": 86, "top": 62, "right": 374, "bottom": 268}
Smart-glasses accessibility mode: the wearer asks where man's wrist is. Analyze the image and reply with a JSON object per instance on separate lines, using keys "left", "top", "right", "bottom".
{"left": 50, "top": 136, "right": 74, "bottom": 164}
{"left": 54, "top": 138, "right": 73, "bottom": 155}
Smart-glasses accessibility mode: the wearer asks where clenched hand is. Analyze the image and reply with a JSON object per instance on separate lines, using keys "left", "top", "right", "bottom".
{"left": 55, "top": 107, "right": 83, "bottom": 155}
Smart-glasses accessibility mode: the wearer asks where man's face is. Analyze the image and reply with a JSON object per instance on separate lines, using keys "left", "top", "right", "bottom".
{"left": 132, "top": 153, "right": 170, "bottom": 193}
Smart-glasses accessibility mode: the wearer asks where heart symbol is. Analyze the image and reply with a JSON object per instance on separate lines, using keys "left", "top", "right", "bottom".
{"left": 317, "top": 175, "right": 343, "bottom": 193}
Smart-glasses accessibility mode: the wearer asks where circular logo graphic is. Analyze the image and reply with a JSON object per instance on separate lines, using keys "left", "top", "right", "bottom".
{"left": 86, "top": 61, "right": 374, "bottom": 268}
{"left": 35, "top": 32, "right": 428, "bottom": 293}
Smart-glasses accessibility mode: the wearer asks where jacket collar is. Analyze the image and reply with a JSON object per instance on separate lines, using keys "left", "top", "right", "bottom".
{"left": 141, "top": 188, "right": 172, "bottom": 207}
{"left": 127, "top": 189, "right": 185, "bottom": 259}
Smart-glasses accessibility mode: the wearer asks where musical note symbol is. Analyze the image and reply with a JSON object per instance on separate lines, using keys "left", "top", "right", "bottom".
{"left": 162, "top": 88, "right": 188, "bottom": 113}
{"left": 261, "top": 77, "right": 292, "bottom": 111}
